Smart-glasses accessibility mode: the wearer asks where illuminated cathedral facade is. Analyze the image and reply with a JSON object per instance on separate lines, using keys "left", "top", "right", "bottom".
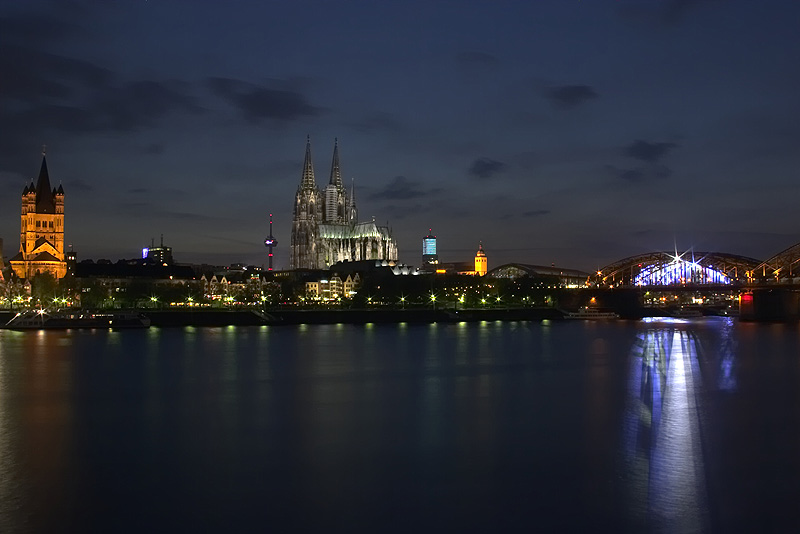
{"left": 10, "top": 151, "right": 67, "bottom": 279}
{"left": 291, "top": 137, "right": 398, "bottom": 270}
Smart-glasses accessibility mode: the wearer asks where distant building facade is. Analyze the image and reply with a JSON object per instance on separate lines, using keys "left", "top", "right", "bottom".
{"left": 290, "top": 137, "right": 398, "bottom": 269}
{"left": 10, "top": 151, "right": 67, "bottom": 279}
{"left": 422, "top": 230, "right": 438, "bottom": 267}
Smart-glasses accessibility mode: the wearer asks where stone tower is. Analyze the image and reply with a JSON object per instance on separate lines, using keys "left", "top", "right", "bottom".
{"left": 322, "top": 138, "right": 348, "bottom": 223}
{"left": 10, "top": 149, "right": 67, "bottom": 279}
{"left": 290, "top": 136, "right": 321, "bottom": 269}
{"left": 474, "top": 242, "right": 487, "bottom": 276}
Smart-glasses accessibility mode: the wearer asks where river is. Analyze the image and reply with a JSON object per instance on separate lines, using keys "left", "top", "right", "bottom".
{"left": 1, "top": 318, "right": 799, "bottom": 532}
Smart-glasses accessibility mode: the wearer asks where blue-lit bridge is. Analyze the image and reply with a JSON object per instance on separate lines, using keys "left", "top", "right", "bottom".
{"left": 595, "top": 243, "right": 800, "bottom": 289}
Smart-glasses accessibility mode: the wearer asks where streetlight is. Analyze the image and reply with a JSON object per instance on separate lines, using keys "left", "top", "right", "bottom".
{"left": 430, "top": 292, "right": 437, "bottom": 310}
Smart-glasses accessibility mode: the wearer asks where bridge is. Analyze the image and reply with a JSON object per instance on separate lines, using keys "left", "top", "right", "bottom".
{"left": 596, "top": 251, "right": 762, "bottom": 288}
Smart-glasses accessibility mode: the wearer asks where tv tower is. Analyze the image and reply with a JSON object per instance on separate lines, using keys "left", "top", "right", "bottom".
{"left": 264, "top": 213, "right": 278, "bottom": 271}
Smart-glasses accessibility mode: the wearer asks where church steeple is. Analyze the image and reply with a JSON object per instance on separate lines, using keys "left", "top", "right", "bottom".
{"left": 35, "top": 149, "right": 55, "bottom": 214}
{"left": 329, "top": 138, "right": 343, "bottom": 187}
{"left": 300, "top": 135, "right": 316, "bottom": 189}
{"left": 347, "top": 178, "right": 358, "bottom": 223}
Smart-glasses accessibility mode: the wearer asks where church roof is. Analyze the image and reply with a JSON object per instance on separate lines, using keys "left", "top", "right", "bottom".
{"left": 31, "top": 251, "right": 61, "bottom": 263}
{"left": 318, "top": 221, "right": 393, "bottom": 240}
{"left": 34, "top": 236, "right": 51, "bottom": 249}
{"left": 35, "top": 154, "right": 56, "bottom": 214}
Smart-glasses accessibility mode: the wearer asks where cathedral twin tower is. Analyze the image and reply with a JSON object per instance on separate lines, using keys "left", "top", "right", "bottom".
{"left": 291, "top": 137, "right": 397, "bottom": 270}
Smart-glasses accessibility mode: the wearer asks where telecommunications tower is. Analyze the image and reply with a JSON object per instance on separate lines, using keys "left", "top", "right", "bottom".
{"left": 264, "top": 213, "right": 278, "bottom": 271}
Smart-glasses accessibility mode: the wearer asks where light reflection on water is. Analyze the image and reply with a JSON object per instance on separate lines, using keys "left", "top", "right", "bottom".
{"left": 3, "top": 318, "right": 800, "bottom": 532}
{"left": 623, "top": 323, "right": 723, "bottom": 532}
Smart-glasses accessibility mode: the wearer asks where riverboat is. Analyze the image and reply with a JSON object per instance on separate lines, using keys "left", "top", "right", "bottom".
{"left": 671, "top": 307, "right": 704, "bottom": 318}
{"left": 564, "top": 308, "right": 619, "bottom": 320}
{"left": 5, "top": 311, "right": 151, "bottom": 329}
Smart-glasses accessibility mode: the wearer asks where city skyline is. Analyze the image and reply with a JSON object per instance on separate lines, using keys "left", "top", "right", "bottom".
{"left": 2, "top": 1, "right": 799, "bottom": 271}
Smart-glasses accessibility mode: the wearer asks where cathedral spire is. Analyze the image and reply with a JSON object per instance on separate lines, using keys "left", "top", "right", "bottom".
{"left": 329, "top": 137, "right": 343, "bottom": 187}
{"left": 301, "top": 135, "right": 316, "bottom": 189}
{"left": 347, "top": 177, "right": 358, "bottom": 222}
{"left": 35, "top": 151, "right": 55, "bottom": 214}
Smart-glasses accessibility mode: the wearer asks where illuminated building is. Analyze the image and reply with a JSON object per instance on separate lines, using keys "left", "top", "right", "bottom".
{"left": 142, "top": 235, "right": 174, "bottom": 265}
{"left": 10, "top": 150, "right": 67, "bottom": 279}
{"left": 474, "top": 242, "right": 487, "bottom": 276}
{"left": 290, "top": 137, "right": 398, "bottom": 269}
{"left": 422, "top": 230, "right": 438, "bottom": 267}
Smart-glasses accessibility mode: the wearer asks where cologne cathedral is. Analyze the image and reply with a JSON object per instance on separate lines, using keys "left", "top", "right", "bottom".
{"left": 291, "top": 137, "right": 398, "bottom": 270}
{"left": 10, "top": 150, "right": 67, "bottom": 279}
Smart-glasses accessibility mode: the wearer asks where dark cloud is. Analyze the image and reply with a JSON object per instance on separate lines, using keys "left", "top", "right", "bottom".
{"left": 662, "top": 0, "right": 717, "bottom": 25}
{"left": 605, "top": 164, "right": 672, "bottom": 183}
{"left": 456, "top": 51, "right": 500, "bottom": 67}
{"left": 67, "top": 179, "right": 93, "bottom": 192}
{"left": 94, "top": 80, "right": 203, "bottom": 131}
{"left": 142, "top": 143, "right": 165, "bottom": 156}
{"left": 543, "top": 85, "right": 598, "bottom": 109}
{"left": 0, "top": 84, "right": 196, "bottom": 140}
{"left": 522, "top": 209, "right": 550, "bottom": 218}
{"left": 0, "top": 77, "right": 202, "bottom": 171}
{"left": 378, "top": 203, "right": 429, "bottom": 220}
{"left": 370, "top": 176, "right": 440, "bottom": 201}
{"left": 624, "top": 140, "right": 677, "bottom": 162}
{"left": 129, "top": 188, "right": 148, "bottom": 194}
{"left": 351, "top": 112, "right": 404, "bottom": 133}
{"left": 618, "top": 0, "right": 719, "bottom": 27}
{"left": 0, "top": 10, "right": 83, "bottom": 46}
{"left": 208, "top": 77, "right": 323, "bottom": 123}
{"left": 619, "top": 168, "right": 646, "bottom": 183}
{"left": 468, "top": 158, "right": 507, "bottom": 179}
{"left": 0, "top": 43, "right": 112, "bottom": 104}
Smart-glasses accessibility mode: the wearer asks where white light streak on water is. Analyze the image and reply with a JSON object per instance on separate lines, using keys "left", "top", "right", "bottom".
{"left": 625, "top": 327, "right": 710, "bottom": 533}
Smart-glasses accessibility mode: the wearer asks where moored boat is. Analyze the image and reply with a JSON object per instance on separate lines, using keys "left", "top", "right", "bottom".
{"left": 671, "top": 307, "right": 704, "bottom": 318}
{"left": 564, "top": 308, "right": 619, "bottom": 320}
{"left": 5, "top": 310, "right": 151, "bottom": 329}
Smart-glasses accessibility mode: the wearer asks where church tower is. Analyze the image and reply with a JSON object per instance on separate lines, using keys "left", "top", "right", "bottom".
{"left": 474, "top": 242, "right": 487, "bottom": 276}
{"left": 346, "top": 178, "right": 358, "bottom": 223}
{"left": 290, "top": 136, "right": 322, "bottom": 269}
{"left": 322, "top": 138, "right": 348, "bottom": 223}
{"left": 10, "top": 148, "right": 67, "bottom": 279}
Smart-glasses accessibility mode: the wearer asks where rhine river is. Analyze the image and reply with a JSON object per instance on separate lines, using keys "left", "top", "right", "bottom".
{"left": 1, "top": 318, "right": 800, "bottom": 533}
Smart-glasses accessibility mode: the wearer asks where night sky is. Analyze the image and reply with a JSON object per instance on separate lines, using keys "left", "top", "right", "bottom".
{"left": 2, "top": 0, "right": 799, "bottom": 271}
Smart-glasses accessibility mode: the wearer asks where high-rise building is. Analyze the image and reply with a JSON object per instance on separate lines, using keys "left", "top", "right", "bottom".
{"left": 422, "top": 230, "right": 438, "bottom": 266}
{"left": 290, "top": 137, "right": 398, "bottom": 269}
{"left": 474, "top": 242, "right": 487, "bottom": 276}
{"left": 142, "top": 236, "right": 174, "bottom": 265}
{"left": 10, "top": 150, "right": 67, "bottom": 279}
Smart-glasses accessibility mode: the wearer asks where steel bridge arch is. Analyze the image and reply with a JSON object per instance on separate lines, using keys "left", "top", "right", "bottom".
{"left": 753, "top": 242, "right": 800, "bottom": 281}
{"left": 596, "top": 251, "right": 762, "bottom": 286}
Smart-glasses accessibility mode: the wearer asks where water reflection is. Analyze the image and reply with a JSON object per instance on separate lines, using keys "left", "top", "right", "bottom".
{"left": 624, "top": 324, "right": 710, "bottom": 532}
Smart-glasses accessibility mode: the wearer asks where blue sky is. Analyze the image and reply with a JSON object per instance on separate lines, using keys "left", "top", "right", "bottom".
{"left": 2, "top": 0, "right": 799, "bottom": 270}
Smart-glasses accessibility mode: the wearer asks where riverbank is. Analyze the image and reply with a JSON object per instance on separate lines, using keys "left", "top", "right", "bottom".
{"left": 142, "top": 307, "right": 566, "bottom": 326}
{"left": 0, "top": 308, "right": 566, "bottom": 327}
